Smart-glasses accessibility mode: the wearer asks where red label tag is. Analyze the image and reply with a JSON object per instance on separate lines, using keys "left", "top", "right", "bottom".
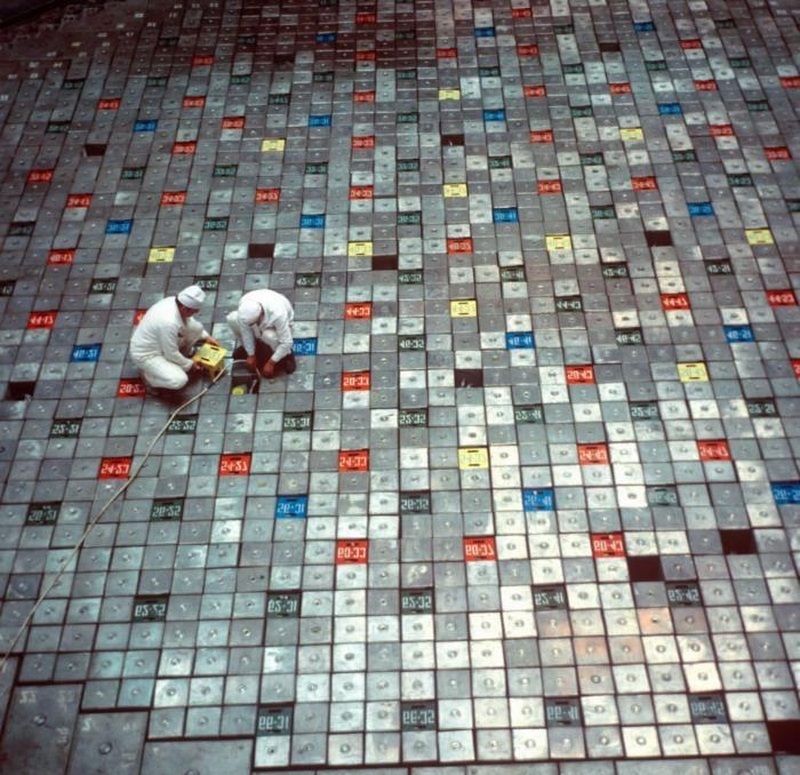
{"left": 133, "top": 309, "right": 147, "bottom": 325}
{"left": 219, "top": 453, "right": 252, "bottom": 476}
{"left": 764, "top": 146, "right": 791, "bottom": 160}
{"left": 116, "top": 379, "right": 146, "bottom": 398}
{"left": 338, "top": 449, "right": 369, "bottom": 472}
{"left": 609, "top": 82, "right": 631, "bottom": 95}
{"left": 524, "top": 85, "right": 546, "bottom": 98}
{"left": 172, "top": 141, "right": 196, "bottom": 155}
{"left": 766, "top": 289, "right": 797, "bottom": 307}
{"left": 47, "top": 249, "right": 75, "bottom": 266}
{"left": 355, "top": 50, "right": 375, "bottom": 62}
{"left": 160, "top": 191, "right": 187, "bottom": 206}
{"left": 538, "top": 179, "right": 563, "bottom": 194}
{"left": 517, "top": 44, "right": 539, "bottom": 56}
{"left": 592, "top": 532, "right": 625, "bottom": 558}
{"left": 464, "top": 536, "right": 497, "bottom": 562}
{"left": 27, "top": 311, "right": 56, "bottom": 329}
{"left": 99, "top": 456, "right": 132, "bottom": 479}
{"left": 512, "top": 8, "right": 532, "bottom": 18}
{"left": 793, "top": 359, "right": 800, "bottom": 378}
{"left": 447, "top": 237, "right": 473, "bottom": 254}
{"left": 697, "top": 440, "right": 731, "bottom": 461}
{"left": 631, "top": 176, "right": 657, "bottom": 191}
{"left": 578, "top": 443, "right": 610, "bottom": 465}
{"left": 709, "top": 124, "right": 734, "bottom": 137}
{"left": 222, "top": 116, "right": 245, "bottom": 130}
{"left": 437, "top": 47, "right": 457, "bottom": 58}
{"left": 345, "top": 302, "right": 372, "bottom": 320}
{"left": 192, "top": 55, "right": 214, "bottom": 66}
{"left": 27, "top": 169, "right": 54, "bottom": 184}
{"left": 97, "top": 98, "right": 121, "bottom": 110}
{"left": 680, "top": 39, "right": 702, "bottom": 50}
{"left": 183, "top": 96, "right": 206, "bottom": 108}
{"left": 353, "top": 91, "right": 375, "bottom": 103}
{"left": 661, "top": 292, "right": 690, "bottom": 310}
{"left": 342, "top": 371, "right": 371, "bottom": 391}
{"left": 694, "top": 79, "right": 718, "bottom": 91}
{"left": 566, "top": 365, "right": 595, "bottom": 385}
{"left": 780, "top": 76, "right": 800, "bottom": 88}
{"left": 255, "top": 188, "right": 281, "bottom": 203}
{"left": 530, "top": 129, "right": 553, "bottom": 143}
{"left": 349, "top": 185, "right": 374, "bottom": 199}
{"left": 356, "top": 11, "right": 376, "bottom": 23}
{"left": 66, "top": 193, "right": 92, "bottom": 208}
{"left": 352, "top": 136, "right": 375, "bottom": 149}
{"left": 336, "top": 539, "right": 368, "bottom": 564}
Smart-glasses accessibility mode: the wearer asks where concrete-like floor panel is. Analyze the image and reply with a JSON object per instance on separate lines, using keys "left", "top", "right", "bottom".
{"left": 0, "top": 0, "right": 798, "bottom": 772}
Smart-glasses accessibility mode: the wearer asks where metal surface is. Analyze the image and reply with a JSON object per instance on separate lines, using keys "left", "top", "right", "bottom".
{"left": 0, "top": 0, "right": 799, "bottom": 773}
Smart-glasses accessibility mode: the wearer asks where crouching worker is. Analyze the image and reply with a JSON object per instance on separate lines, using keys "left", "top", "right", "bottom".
{"left": 227, "top": 289, "right": 296, "bottom": 378}
{"left": 130, "top": 284, "right": 220, "bottom": 395}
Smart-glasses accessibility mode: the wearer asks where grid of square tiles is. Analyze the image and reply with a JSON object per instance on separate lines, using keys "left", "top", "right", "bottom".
{"left": 0, "top": 0, "right": 799, "bottom": 771}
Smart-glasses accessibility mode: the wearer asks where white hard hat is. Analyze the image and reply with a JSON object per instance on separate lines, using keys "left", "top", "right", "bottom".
{"left": 239, "top": 297, "right": 263, "bottom": 325}
{"left": 177, "top": 285, "right": 206, "bottom": 310}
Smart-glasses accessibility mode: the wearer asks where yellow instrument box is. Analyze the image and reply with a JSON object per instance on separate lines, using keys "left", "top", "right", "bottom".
{"left": 192, "top": 342, "right": 228, "bottom": 378}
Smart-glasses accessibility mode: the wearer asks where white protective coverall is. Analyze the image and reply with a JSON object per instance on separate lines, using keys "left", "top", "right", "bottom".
{"left": 226, "top": 289, "right": 294, "bottom": 364}
{"left": 130, "top": 297, "right": 209, "bottom": 389}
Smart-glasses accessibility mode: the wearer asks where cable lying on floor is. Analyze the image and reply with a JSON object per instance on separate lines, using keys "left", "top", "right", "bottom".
{"left": 0, "top": 364, "right": 241, "bottom": 672}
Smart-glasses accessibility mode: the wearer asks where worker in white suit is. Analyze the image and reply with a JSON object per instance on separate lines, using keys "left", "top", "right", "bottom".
{"left": 227, "top": 289, "right": 296, "bottom": 378}
{"left": 130, "top": 285, "right": 219, "bottom": 393}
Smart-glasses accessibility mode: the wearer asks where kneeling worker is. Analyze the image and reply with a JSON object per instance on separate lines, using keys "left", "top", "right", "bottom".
{"left": 130, "top": 284, "right": 219, "bottom": 394}
{"left": 227, "top": 289, "right": 296, "bottom": 378}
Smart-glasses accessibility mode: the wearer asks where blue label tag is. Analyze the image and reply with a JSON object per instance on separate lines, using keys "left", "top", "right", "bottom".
{"left": 106, "top": 219, "right": 132, "bottom": 234}
{"left": 724, "top": 324, "right": 754, "bottom": 343}
{"left": 475, "top": 26, "right": 496, "bottom": 38}
{"left": 71, "top": 343, "right": 101, "bottom": 362}
{"left": 771, "top": 482, "right": 800, "bottom": 504}
{"left": 316, "top": 32, "right": 336, "bottom": 43}
{"left": 276, "top": 495, "right": 308, "bottom": 518}
{"left": 293, "top": 338, "right": 318, "bottom": 356}
{"left": 506, "top": 331, "right": 535, "bottom": 349}
{"left": 483, "top": 109, "right": 505, "bottom": 122}
{"left": 688, "top": 202, "right": 714, "bottom": 216}
{"left": 300, "top": 214, "right": 325, "bottom": 229}
{"left": 134, "top": 119, "right": 158, "bottom": 132}
{"left": 523, "top": 488, "right": 555, "bottom": 511}
{"left": 308, "top": 115, "right": 331, "bottom": 127}
{"left": 634, "top": 21, "right": 655, "bottom": 32}
{"left": 658, "top": 103, "right": 682, "bottom": 115}
{"left": 493, "top": 207, "right": 519, "bottom": 223}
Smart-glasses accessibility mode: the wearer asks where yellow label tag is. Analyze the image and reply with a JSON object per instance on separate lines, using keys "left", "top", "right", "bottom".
{"left": 620, "top": 127, "right": 644, "bottom": 141}
{"left": 450, "top": 299, "right": 477, "bottom": 317}
{"left": 148, "top": 247, "right": 175, "bottom": 263}
{"left": 745, "top": 228, "right": 774, "bottom": 245}
{"left": 459, "top": 447, "right": 489, "bottom": 469}
{"left": 443, "top": 183, "right": 468, "bottom": 198}
{"left": 439, "top": 88, "right": 461, "bottom": 100}
{"left": 347, "top": 241, "right": 373, "bottom": 257}
{"left": 546, "top": 234, "right": 572, "bottom": 251}
{"left": 261, "top": 138, "right": 286, "bottom": 152}
{"left": 677, "top": 362, "right": 709, "bottom": 382}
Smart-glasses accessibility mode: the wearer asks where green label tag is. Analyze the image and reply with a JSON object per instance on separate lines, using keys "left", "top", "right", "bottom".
{"left": 50, "top": 418, "right": 82, "bottom": 438}
{"left": 150, "top": 498, "right": 184, "bottom": 521}
{"left": 398, "top": 409, "right": 427, "bottom": 427}
{"left": 26, "top": 502, "right": 60, "bottom": 525}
